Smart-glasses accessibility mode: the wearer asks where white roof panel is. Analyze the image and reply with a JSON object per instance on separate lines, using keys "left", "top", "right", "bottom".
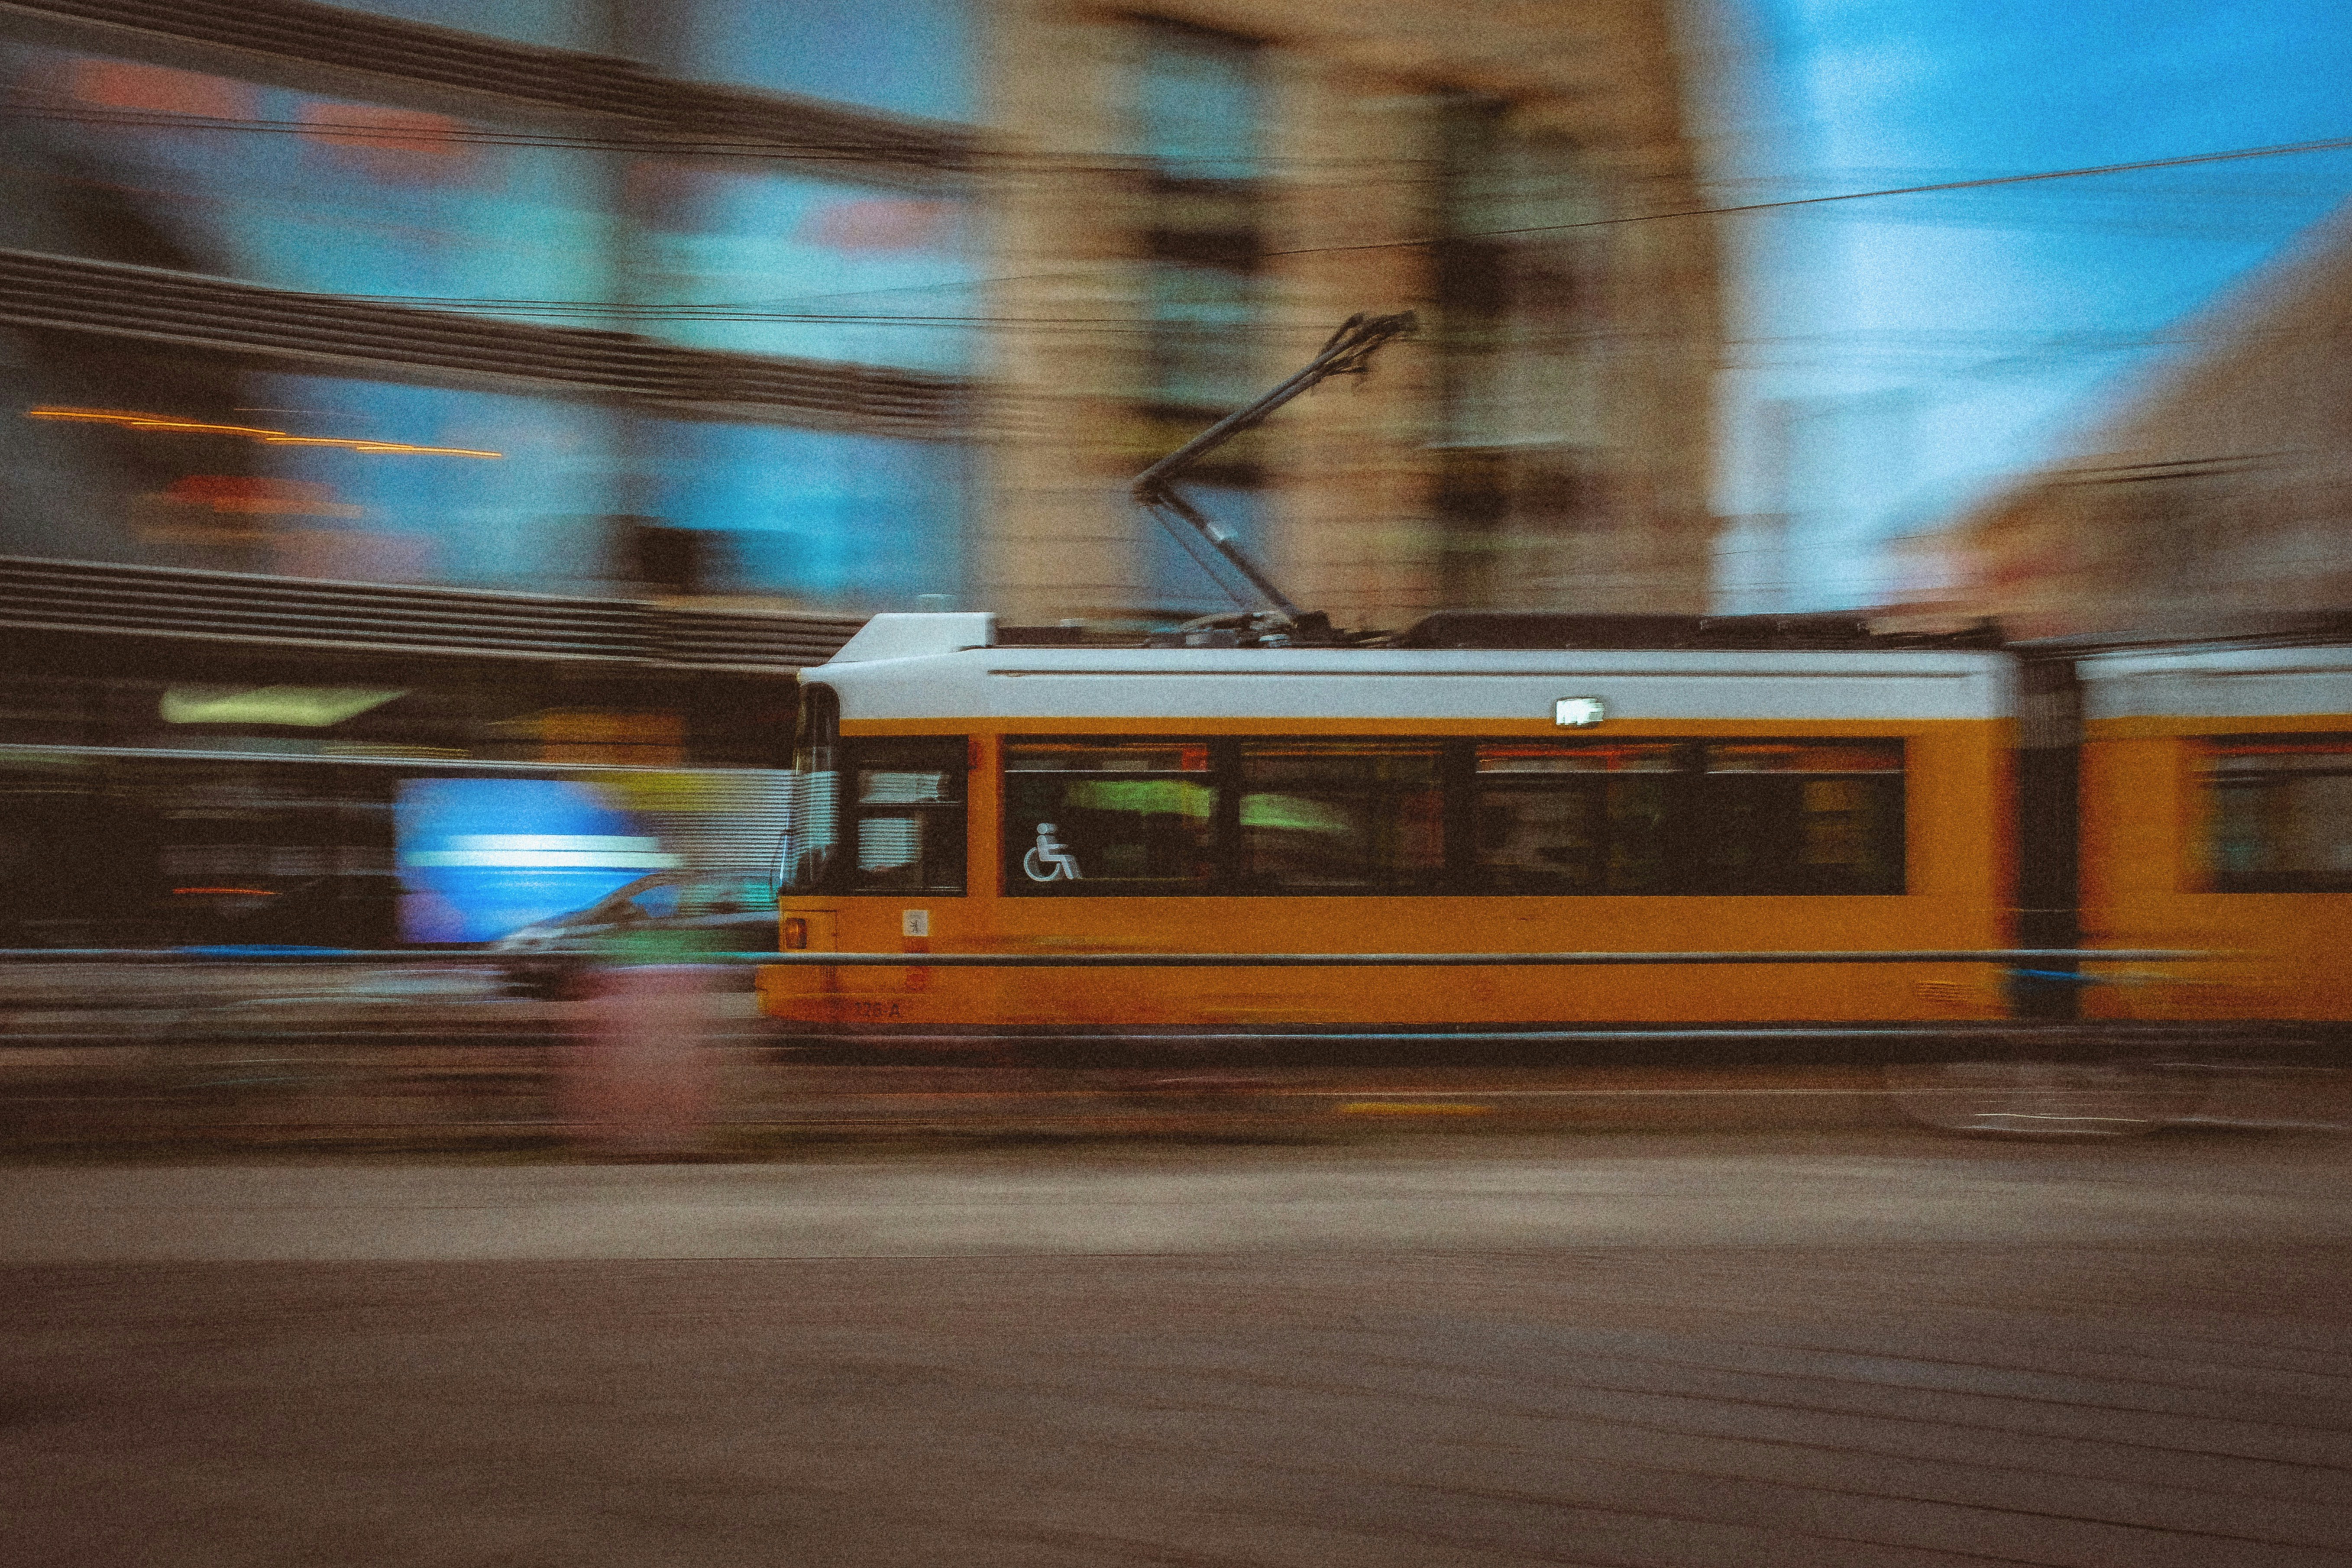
{"left": 2081, "top": 645, "right": 2352, "bottom": 721}
{"left": 815, "top": 647, "right": 2014, "bottom": 724}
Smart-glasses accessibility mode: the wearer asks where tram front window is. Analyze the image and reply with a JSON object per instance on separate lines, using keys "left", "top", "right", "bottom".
{"left": 1006, "top": 742, "right": 1216, "bottom": 893}
{"left": 850, "top": 738, "right": 968, "bottom": 893}
{"left": 774, "top": 685, "right": 839, "bottom": 895}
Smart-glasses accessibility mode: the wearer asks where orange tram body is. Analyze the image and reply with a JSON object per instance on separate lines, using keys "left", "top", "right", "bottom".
{"left": 757, "top": 611, "right": 2352, "bottom": 1051}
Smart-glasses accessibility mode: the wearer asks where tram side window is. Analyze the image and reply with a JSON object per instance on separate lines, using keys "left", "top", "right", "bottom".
{"left": 848, "top": 738, "right": 967, "bottom": 894}
{"left": 1472, "top": 744, "right": 1676, "bottom": 893}
{"left": 1005, "top": 741, "right": 1216, "bottom": 894}
{"left": 1239, "top": 742, "right": 1445, "bottom": 892}
{"left": 997, "top": 734, "right": 1906, "bottom": 897}
{"left": 2204, "top": 737, "right": 2352, "bottom": 892}
{"left": 1695, "top": 743, "right": 1905, "bottom": 895}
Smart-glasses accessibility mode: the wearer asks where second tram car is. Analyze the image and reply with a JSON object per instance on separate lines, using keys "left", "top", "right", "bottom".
{"left": 2076, "top": 639, "right": 2352, "bottom": 1024}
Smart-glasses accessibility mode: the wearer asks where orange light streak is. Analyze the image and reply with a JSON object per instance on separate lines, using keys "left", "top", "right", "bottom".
{"left": 26, "top": 406, "right": 502, "bottom": 458}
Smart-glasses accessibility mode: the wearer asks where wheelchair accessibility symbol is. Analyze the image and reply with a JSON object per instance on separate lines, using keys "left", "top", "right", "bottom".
{"left": 1022, "top": 822, "right": 1082, "bottom": 882}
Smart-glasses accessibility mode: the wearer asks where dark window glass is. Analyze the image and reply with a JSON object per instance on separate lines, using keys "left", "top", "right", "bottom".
{"left": 593, "top": 875, "right": 768, "bottom": 922}
{"left": 1694, "top": 742, "right": 1905, "bottom": 896}
{"left": 619, "top": 881, "right": 680, "bottom": 919}
{"left": 773, "top": 686, "right": 839, "bottom": 895}
{"left": 1005, "top": 741, "right": 1215, "bottom": 895}
{"left": 640, "top": 417, "right": 967, "bottom": 607}
{"left": 0, "top": 45, "right": 611, "bottom": 309}
{"left": 848, "top": 737, "right": 966, "bottom": 894}
{"left": 316, "top": 0, "right": 593, "bottom": 49}
{"left": 1432, "top": 98, "right": 1598, "bottom": 606}
{"left": 1142, "top": 479, "right": 1269, "bottom": 616}
{"left": 997, "top": 735, "right": 1907, "bottom": 898}
{"left": 1130, "top": 23, "right": 1264, "bottom": 612}
{"left": 1136, "top": 23, "right": 1262, "bottom": 410}
{"left": 629, "top": 0, "right": 974, "bottom": 123}
{"left": 1239, "top": 743, "right": 1443, "bottom": 892}
{"left": 1473, "top": 743, "right": 1675, "bottom": 893}
{"left": 2204, "top": 737, "right": 2352, "bottom": 892}
{"left": 630, "top": 161, "right": 975, "bottom": 374}
{"left": 1138, "top": 23, "right": 1258, "bottom": 178}
{"left": 1146, "top": 262, "right": 1258, "bottom": 409}
{"left": 0, "top": 333, "right": 619, "bottom": 593}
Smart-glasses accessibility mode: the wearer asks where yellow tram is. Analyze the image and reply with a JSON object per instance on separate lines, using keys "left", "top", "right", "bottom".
{"left": 755, "top": 314, "right": 2352, "bottom": 1057}
{"left": 760, "top": 612, "right": 2018, "bottom": 1039}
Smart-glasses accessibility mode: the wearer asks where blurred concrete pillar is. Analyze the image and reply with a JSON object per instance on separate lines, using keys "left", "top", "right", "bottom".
{"left": 560, "top": 965, "right": 718, "bottom": 1157}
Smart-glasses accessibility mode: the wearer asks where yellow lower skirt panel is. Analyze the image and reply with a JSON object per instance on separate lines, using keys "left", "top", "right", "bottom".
{"left": 759, "top": 896, "right": 2012, "bottom": 1029}
{"left": 756, "top": 964, "right": 2007, "bottom": 1029}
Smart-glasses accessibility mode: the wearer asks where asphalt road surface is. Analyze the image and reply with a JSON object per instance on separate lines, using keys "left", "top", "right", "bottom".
{"left": 6, "top": 1131, "right": 2352, "bottom": 1566}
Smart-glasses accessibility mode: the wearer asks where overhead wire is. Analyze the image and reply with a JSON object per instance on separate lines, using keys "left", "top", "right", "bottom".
{"left": 387, "top": 129, "right": 2352, "bottom": 324}
{"left": 12, "top": 95, "right": 2351, "bottom": 355}
{"left": 11, "top": 96, "right": 2348, "bottom": 211}
{"left": 24, "top": 101, "right": 2352, "bottom": 193}
{"left": 0, "top": 100, "right": 1458, "bottom": 173}
{"left": 1252, "top": 132, "right": 2352, "bottom": 259}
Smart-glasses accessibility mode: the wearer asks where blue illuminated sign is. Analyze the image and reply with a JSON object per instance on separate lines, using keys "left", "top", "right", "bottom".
{"left": 395, "top": 778, "right": 673, "bottom": 943}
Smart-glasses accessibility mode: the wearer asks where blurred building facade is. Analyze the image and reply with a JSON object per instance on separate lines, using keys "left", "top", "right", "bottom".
{"left": 0, "top": 0, "right": 976, "bottom": 614}
{"left": 1922, "top": 207, "right": 2352, "bottom": 639}
{"left": 983, "top": 0, "right": 1724, "bottom": 625}
{"left": 0, "top": 0, "right": 1721, "bottom": 632}
{"left": 0, "top": 0, "right": 973, "bottom": 938}
{"left": 0, "top": 0, "right": 1721, "bottom": 943}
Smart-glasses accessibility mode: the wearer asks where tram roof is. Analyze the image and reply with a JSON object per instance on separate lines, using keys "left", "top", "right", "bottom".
{"left": 813, "top": 615, "right": 2013, "bottom": 724}
{"left": 2080, "top": 641, "right": 2352, "bottom": 721}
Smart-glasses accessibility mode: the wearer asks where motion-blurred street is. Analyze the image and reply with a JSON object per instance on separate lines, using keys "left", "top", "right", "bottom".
{"left": 4, "top": 0, "right": 2352, "bottom": 1562}
{"left": 8, "top": 1132, "right": 2349, "bottom": 1566}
